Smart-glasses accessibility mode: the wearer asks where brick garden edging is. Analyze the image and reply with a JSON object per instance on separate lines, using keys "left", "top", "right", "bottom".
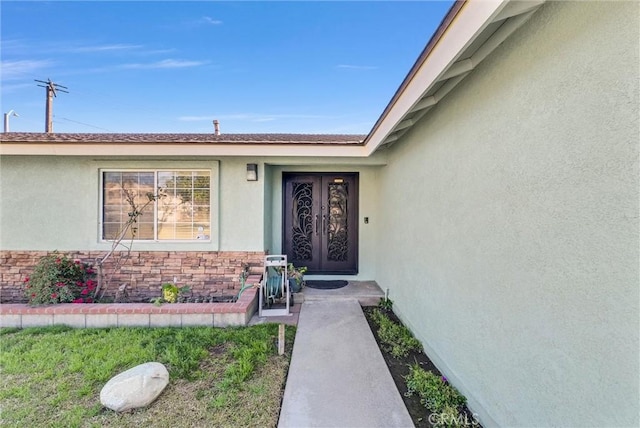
{"left": 0, "top": 279, "right": 260, "bottom": 329}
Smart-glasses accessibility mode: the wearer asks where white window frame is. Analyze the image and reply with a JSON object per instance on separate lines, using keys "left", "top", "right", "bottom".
{"left": 99, "top": 168, "right": 213, "bottom": 243}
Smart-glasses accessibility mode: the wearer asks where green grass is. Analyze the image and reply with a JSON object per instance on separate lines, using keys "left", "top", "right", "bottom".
{"left": 0, "top": 324, "right": 295, "bottom": 427}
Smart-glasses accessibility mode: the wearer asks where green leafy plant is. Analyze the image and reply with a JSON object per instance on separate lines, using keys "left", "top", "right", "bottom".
{"left": 378, "top": 296, "right": 393, "bottom": 311}
{"left": 370, "top": 308, "right": 422, "bottom": 358}
{"left": 23, "top": 252, "right": 97, "bottom": 305}
{"left": 287, "top": 263, "right": 307, "bottom": 287}
{"left": 405, "top": 363, "right": 467, "bottom": 427}
{"left": 150, "top": 296, "right": 164, "bottom": 306}
{"left": 161, "top": 282, "right": 190, "bottom": 303}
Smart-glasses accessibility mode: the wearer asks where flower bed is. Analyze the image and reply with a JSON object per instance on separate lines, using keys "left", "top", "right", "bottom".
{"left": 0, "top": 282, "right": 260, "bottom": 329}
{"left": 363, "top": 305, "right": 481, "bottom": 428}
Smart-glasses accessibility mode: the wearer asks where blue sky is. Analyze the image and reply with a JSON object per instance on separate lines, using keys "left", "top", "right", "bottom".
{"left": 1, "top": 1, "right": 453, "bottom": 134}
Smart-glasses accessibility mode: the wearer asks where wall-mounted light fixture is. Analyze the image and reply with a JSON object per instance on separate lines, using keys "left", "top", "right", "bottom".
{"left": 246, "top": 163, "right": 258, "bottom": 181}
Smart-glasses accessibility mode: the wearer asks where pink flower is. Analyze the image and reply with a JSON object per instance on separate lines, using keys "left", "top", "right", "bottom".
{"left": 24, "top": 277, "right": 30, "bottom": 283}
{"left": 72, "top": 298, "right": 84, "bottom": 304}
{"left": 56, "top": 282, "right": 65, "bottom": 287}
{"left": 31, "top": 293, "right": 36, "bottom": 298}
{"left": 74, "top": 260, "right": 81, "bottom": 265}
{"left": 76, "top": 281, "right": 84, "bottom": 286}
{"left": 55, "top": 258, "right": 61, "bottom": 264}
{"left": 84, "top": 298, "right": 93, "bottom": 303}
{"left": 81, "top": 289, "right": 89, "bottom": 295}
{"left": 51, "top": 293, "right": 57, "bottom": 299}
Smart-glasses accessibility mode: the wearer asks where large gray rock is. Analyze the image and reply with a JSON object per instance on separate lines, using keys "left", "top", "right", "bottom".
{"left": 100, "top": 362, "right": 169, "bottom": 412}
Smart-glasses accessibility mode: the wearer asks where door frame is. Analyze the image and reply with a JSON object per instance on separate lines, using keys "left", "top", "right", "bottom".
{"left": 281, "top": 172, "right": 359, "bottom": 275}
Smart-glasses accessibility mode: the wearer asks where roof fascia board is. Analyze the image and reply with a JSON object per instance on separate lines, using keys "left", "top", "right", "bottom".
{"left": 494, "top": 0, "right": 545, "bottom": 21}
{"left": 364, "top": 0, "right": 511, "bottom": 156}
{"left": 0, "top": 143, "right": 370, "bottom": 158}
{"left": 470, "top": 8, "right": 538, "bottom": 66}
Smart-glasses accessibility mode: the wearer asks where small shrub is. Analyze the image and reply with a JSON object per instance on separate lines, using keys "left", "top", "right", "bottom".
{"left": 159, "top": 282, "right": 190, "bottom": 304}
{"left": 369, "top": 306, "right": 388, "bottom": 326}
{"left": 378, "top": 297, "right": 393, "bottom": 311}
{"left": 23, "top": 252, "right": 96, "bottom": 305}
{"left": 371, "top": 308, "right": 422, "bottom": 358}
{"left": 405, "top": 363, "right": 467, "bottom": 427}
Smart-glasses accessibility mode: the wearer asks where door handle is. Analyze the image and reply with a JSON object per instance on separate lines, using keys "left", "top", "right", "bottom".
{"left": 322, "top": 214, "right": 327, "bottom": 235}
{"left": 315, "top": 214, "right": 319, "bottom": 235}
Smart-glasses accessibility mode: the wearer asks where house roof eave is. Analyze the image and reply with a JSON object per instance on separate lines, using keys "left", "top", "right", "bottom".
{"left": 363, "top": 0, "right": 546, "bottom": 155}
{"left": 0, "top": 133, "right": 368, "bottom": 157}
{"left": 0, "top": 141, "right": 370, "bottom": 158}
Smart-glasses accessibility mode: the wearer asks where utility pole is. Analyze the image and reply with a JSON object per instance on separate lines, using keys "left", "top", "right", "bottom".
{"left": 35, "top": 79, "right": 68, "bottom": 133}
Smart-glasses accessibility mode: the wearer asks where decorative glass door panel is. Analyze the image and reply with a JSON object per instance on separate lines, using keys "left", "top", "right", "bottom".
{"left": 283, "top": 173, "right": 358, "bottom": 274}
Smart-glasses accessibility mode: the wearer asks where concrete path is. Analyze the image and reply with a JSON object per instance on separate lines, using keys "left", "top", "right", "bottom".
{"left": 278, "top": 299, "right": 414, "bottom": 428}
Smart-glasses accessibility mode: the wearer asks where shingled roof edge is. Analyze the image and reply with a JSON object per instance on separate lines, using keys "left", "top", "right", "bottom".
{"left": 0, "top": 132, "right": 366, "bottom": 145}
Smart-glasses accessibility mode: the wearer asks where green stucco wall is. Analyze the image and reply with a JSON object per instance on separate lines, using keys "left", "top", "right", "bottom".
{"left": 217, "top": 158, "right": 264, "bottom": 250}
{"left": 375, "top": 2, "right": 639, "bottom": 426}
{"left": 0, "top": 155, "right": 383, "bottom": 279}
{"left": 0, "top": 156, "right": 98, "bottom": 250}
{"left": 0, "top": 157, "right": 232, "bottom": 251}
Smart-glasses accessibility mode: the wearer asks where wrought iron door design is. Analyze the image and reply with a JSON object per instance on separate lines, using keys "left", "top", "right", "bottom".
{"left": 283, "top": 173, "right": 358, "bottom": 274}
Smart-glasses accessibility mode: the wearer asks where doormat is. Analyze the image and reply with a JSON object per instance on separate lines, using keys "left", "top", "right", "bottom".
{"left": 305, "top": 280, "right": 349, "bottom": 290}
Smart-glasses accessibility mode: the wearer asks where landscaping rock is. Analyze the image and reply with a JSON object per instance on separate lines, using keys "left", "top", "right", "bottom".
{"left": 100, "top": 362, "right": 169, "bottom": 412}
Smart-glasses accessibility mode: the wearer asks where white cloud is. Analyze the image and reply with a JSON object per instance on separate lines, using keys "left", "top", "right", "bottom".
{"left": 137, "top": 48, "right": 178, "bottom": 56}
{"left": 202, "top": 16, "right": 223, "bottom": 25}
{"left": 178, "top": 113, "right": 332, "bottom": 122}
{"left": 0, "top": 39, "right": 30, "bottom": 54}
{"left": 120, "top": 59, "right": 208, "bottom": 69}
{"left": 69, "top": 44, "right": 143, "bottom": 53}
{"left": 0, "top": 82, "right": 34, "bottom": 93}
{"left": 178, "top": 116, "right": 217, "bottom": 122}
{"left": 1, "top": 59, "right": 54, "bottom": 80}
{"left": 336, "top": 64, "right": 378, "bottom": 70}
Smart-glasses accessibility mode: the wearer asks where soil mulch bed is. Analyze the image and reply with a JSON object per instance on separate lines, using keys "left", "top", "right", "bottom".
{"left": 362, "top": 306, "right": 481, "bottom": 428}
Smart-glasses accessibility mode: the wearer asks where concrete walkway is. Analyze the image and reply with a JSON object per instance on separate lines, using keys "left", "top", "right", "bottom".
{"left": 278, "top": 299, "right": 414, "bottom": 428}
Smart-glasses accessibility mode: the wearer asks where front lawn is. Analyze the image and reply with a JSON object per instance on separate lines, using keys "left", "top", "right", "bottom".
{"left": 0, "top": 324, "right": 295, "bottom": 427}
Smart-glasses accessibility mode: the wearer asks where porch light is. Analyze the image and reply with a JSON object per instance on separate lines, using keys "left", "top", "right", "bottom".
{"left": 246, "top": 164, "right": 258, "bottom": 181}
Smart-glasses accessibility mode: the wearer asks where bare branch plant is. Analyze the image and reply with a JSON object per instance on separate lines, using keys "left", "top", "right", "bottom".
{"left": 93, "top": 187, "right": 165, "bottom": 300}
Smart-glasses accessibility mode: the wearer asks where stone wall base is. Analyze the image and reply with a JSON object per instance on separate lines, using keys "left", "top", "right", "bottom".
{"left": 0, "top": 250, "right": 266, "bottom": 303}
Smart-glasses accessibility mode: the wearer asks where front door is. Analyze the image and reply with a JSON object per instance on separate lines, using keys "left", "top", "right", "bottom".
{"left": 283, "top": 173, "right": 358, "bottom": 274}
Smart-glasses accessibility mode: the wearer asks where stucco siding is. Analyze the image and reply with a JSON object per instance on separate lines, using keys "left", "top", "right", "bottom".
{"left": 218, "top": 158, "right": 264, "bottom": 250}
{"left": 376, "top": 1, "right": 639, "bottom": 426}
{"left": 1, "top": 156, "right": 382, "bottom": 278}
{"left": 0, "top": 156, "right": 98, "bottom": 250}
{"left": 0, "top": 157, "right": 229, "bottom": 251}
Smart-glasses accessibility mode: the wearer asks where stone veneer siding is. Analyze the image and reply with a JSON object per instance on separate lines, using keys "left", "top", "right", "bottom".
{"left": 0, "top": 250, "right": 266, "bottom": 303}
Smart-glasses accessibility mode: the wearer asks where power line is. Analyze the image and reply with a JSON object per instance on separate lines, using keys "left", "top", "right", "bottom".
{"left": 54, "top": 115, "right": 112, "bottom": 132}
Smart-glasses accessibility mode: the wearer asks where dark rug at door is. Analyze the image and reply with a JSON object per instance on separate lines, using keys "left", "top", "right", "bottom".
{"left": 305, "top": 280, "right": 349, "bottom": 290}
